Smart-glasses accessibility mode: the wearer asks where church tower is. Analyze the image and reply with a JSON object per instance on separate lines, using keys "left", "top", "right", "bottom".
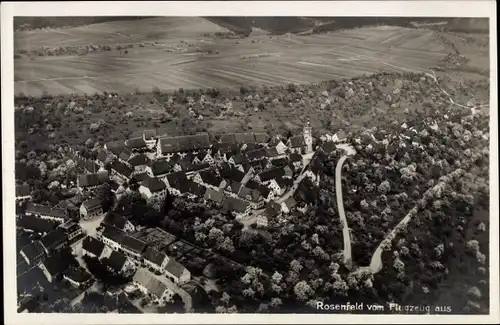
{"left": 303, "top": 120, "right": 313, "bottom": 154}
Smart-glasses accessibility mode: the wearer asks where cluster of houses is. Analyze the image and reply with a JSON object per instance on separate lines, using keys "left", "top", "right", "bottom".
{"left": 79, "top": 218, "right": 191, "bottom": 306}
{"left": 15, "top": 123, "right": 348, "bottom": 307}
{"left": 18, "top": 217, "right": 92, "bottom": 287}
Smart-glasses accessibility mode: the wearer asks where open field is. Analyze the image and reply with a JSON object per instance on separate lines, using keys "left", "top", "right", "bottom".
{"left": 14, "top": 19, "right": 483, "bottom": 96}
{"left": 14, "top": 17, "right": 231, "bottom": 50}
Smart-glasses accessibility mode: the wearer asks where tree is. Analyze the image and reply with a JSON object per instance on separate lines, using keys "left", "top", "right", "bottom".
{"left": 378, "top": 180, "right": 391, "bottom": 194}
{"left": 209, "top": 227, "right": 224, "bottom": 245}
{"left": 290, "top": 259, "right": 303, "bottom": 273}
{"left": 294, "top": 281, "right": 314, "bottom": 301}
{"left": 220, "top": 292, "right": 231, "bottom": 305}
{"left": 270, "top": 297, "right": 282, "bottom": 308}
{"left": 219, "top": 237, "right": 235, "bottom": 253}
{"left": 271, "top": 271, "right": 283, "bottom": 284}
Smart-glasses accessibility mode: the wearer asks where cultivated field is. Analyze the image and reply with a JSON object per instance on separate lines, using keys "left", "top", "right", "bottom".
{"left": 14, "top": 17, "right": 478, "bottom": 96}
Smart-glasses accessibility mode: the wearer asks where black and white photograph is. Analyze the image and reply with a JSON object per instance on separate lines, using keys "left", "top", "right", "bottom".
{"left": 2, "top": 1, "right": 498, "bottom": 324}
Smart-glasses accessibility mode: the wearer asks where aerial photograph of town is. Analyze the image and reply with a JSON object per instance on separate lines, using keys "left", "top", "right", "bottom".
{"left": 11, "top": 15, "right": 491, "bottom": 315}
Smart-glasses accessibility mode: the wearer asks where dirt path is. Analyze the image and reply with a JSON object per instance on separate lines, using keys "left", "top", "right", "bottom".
{"left": 335, "top": 155, "right": 353, "bottom": 269}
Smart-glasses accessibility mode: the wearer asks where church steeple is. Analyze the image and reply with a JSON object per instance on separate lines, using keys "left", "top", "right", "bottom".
{"left": 303, "top": 119, "right": 313, "bottom": 154}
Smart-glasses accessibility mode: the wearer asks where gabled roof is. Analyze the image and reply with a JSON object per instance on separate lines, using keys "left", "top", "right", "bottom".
{"left": 265, "top": 147, "right": 280, "bottom": 158}
{"left": 238, "top": 186, "right": 262, "bottom": 202}
{"left": 288, "top": 135, "right": 305, "bottom": 148}
{"left": 111, "top": 161, "right": 134, "bottom": 178}
{"left": 82, "top": 198, "right": 103, "bottom": 211}
{"left": 64, "top": 266, "right": 92, "bottom": 283}
{"left": 196, "top": 150, "right": 209, "bottom": 160}
{"left": 158, "top": 133, "right": 211, "bottom": 153}
{"left": 126, "top": 137, "right": 147, "bottom": 149}
{"left": 119, "top": 149, "right": 133, "bottom": 162}
{"left": 183, "top": 162, "right": 210, "bottom": 173}
{"left": 254, "top": 133, "right": 270, "bottom": 143}
{"left": 101, "top": 225, "right": 146, "bottom": 253}
{"left": 219, "top": 165, "right": 245, "bottom": 182}
{"left": 165, "top": 258, "right": 187, "bottom": 278}
{"left": 18, "top": 215, "right": 59, "bottom": 234}
{"left": 82, "top": 236, "right": 105, "bottom": 257}
{"left": 203, "top": 188, "right": 225, "bottom": 203}
{"left": 214, "top": 142, "right": 239, "bottom": 154}
{"left": 257, "top": 168, "right": 285, "bottom": 182}
{"left": 246, "top": 148, "right": 268, "bottom": 161}
{"left": 187, "top": 181, "right": 206, "bottom": 197}
{"left": 231, "top": 153, "right": 247, "bottom": 165}
{"left": 40, "top": 227, "right": 67, "bottom": 250}
{"left": 222, "top": 196, "right": 249, "bottom": 214}
{"left": 269, "top": 136, "right": 285, "bottom": 146}
{"left": 142, "top": 247, "right": 167, "bottom": 266}
{"left": 16, "top": 184, "right": 30, "bottom": 197}
{"left": 226, "top": 181, "right": 242, "bottom": 194}
{"left": 102, "top": 250, "right": 127, "bottom": 273}
{"left": 130, "top": 172, "right": 149, "bottom": 184}
{"left": 245, "top": 180, "right": 271, "bottom": 198}
{"left": 42, "top": 247, "right": 76, "bottom": 276}
{"left": 166, "top": 171, "right": 189, "bottom": 186}
{"left": 128, "top": 154, "right": 151, "bottom": 167}
{"left": 20, "top": 241, "right": 46, "bottom": 262}
{"left": 141, "top": 176, "right": 166, "bottom": 193}
{"left": 334, "top": 130, "right": 347, "bottom": 140}
{"left": 197, "top": 170, "right": 223, "bottom": 187}
{"left": 219, "top": 134, "right": 236, "bottom": 144}
{"left": 320, "top": 141, "right": 336, "bottom": 154}
{"left": 234, "top": 133, "right": 256, "bottom": 144}
{"left": 143, "top": 129, "right": 157, "bottom": 140}
{"left": 242, "top": 142, "right": 260, "bottom": 152}
{"left": 103, "top": 212, "right": 129, "bottom": 230}
{"left": 150, "top": 159, "right": 172, "bottom": 176}
{"left": 133, "top": 268, "right": 170, "bottom": 298}
{"left": 105, "top": 141, "right": 126, "bottom": 156}
{"left": 25, "top": 203, "right": 67, "bottom": 219}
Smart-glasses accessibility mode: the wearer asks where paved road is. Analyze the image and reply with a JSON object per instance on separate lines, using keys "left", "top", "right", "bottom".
{"left": 335, "top": 155, "right": 353, "bottom": 269}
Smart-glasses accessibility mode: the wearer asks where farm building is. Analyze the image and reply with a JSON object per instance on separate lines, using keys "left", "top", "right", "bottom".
{"left": 82, "top": 236, "right": 106, "bottom": 259}
{"left": 24, "top": 203, "right": 69, "bottom": 223}
{"left": 39, "top": 247, "right": 77, "bottom": 283}
{"left": 17, "top": 215, "right": 59, "bottom": 236}
{"left": 63, "top": 266, "right": 93, "bottom": 288}
{"left": 139, "top": 176, "right": 167, "bottom": 200}
{"left": 203, "top": 188, "right": 225, "bottom": 205}
{"left": 80, "top": 198, "right": 104, "bottom": 220}
{"left": 142, "top": 247, "right": 170, "bottom": 273}
{"left": 164, "top": 258, "right": 191, "bottom": 284}
{"left": 102, "top": 212, "right": 136, "bottom": 233}
{"left": 157, "top": 133, "right": 211, "bottom": 157}
{"left": 40, "top": 227, "right": 68, "bottom": 254}
{"left": 133, "top": 268, "right": 175, "bottom": 305}
{"left": 20, "top": 241, "right": 46, "bottom": 266}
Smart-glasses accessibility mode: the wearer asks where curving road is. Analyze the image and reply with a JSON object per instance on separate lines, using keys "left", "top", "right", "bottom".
{"left": 335, "top": 154, "right": 353, "bottom": 269}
